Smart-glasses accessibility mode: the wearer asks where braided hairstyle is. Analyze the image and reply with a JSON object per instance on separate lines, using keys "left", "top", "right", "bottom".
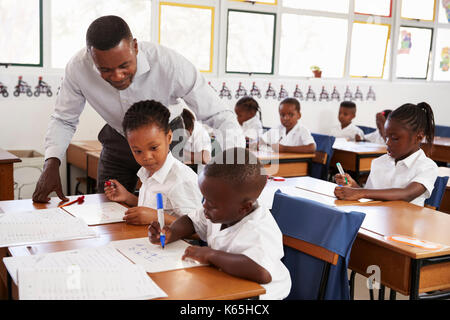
{"left": 236, "top": 96, "right": 262, "bottom": 121}
{"left": 388, "top": 102, "right": 435, "bottom": 145}
{"left": 122, "top": 100, "right": 170, "bottom": 136}
{"left": 181, "top": 108, "right": 195, "bottom": 133}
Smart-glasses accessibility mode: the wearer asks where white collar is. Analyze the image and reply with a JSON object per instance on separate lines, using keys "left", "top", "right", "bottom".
{"left": 137, "top": 151, "right": 175, "bottom": 184}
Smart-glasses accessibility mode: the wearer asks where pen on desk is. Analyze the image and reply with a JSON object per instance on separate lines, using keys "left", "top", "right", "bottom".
{"left": 156, "top": 193, "right": 165, "bottom": 249}
{"left": 58, "top": 195, "right": 85, "bottom": 208}
{"left": 336, "top": 162, "right": 349, "bottom": 185}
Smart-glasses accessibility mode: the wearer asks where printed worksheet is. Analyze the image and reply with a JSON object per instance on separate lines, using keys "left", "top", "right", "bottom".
{"left": 0, "top": 208, "right": 96, "bottom": 248}
{"left": 111, "top": 237, "right": 206, "bottom": 273}
{"left": 18, "top": 264, "right": 167, "bottom": 300}
{"left": 63, "top": 202, "right": 127, "bottom": 225}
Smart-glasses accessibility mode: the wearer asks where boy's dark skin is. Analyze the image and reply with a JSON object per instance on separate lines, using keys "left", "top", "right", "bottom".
{"left": 338, "top": 106, "right": 363, "bottom": 142}
{"left": 148, "top": 171, "right": 272, "bottom": 284}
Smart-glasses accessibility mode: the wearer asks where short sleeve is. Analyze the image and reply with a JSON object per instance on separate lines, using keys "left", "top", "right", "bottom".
{"left": 411, "top": 160, "right": 438, "bottom": 198}
{"left": 186, "top": 208, "right": 208, "bottom": 241}
{"left": 298, "top": 126, "right": 315, "bottom": 146}
{"left": 168, "top": 179, "right": 203, "bottom": 216}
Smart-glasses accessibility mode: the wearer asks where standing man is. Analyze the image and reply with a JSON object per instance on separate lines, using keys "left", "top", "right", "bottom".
{"left": 32, "top": 15, "right": 244, "bottom": 203}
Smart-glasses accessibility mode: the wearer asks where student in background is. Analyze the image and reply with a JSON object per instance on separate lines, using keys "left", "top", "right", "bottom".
{"left": 234, "top": 96, "right": 263, "bottom": 142}
{"left": 148, "top": 147, "right": 291, "bottom": 300}
{"left": 260, "top": 98, "right": 316, "bottom": 153}
{"left": 181, "top": 108, "right": 212, "bottom": 165}
{"left": 104, "top": 100, "right": 202, "bottom": 225}
{"left": 364, "top": 109, "right": 392, "bottom": 144}
{"left": 334, "top": 102, "right": 438, "bottom": 207}
{"left": 330, "top": 101, "right": 364, "bottom": 141}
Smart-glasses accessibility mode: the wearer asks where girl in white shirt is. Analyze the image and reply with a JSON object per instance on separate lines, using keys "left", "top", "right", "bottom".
{"left": 181, "top": 108, "right": 212, "bottom": 165}
{"left": 334, "top": 102, "right": 438, "bottom": 206}
{"left": 260, "top": 98, "right": 316, "bottom": 154}
{"left": 234, "top": 96, "right": 263, "bottom": 142}
{"left": 148, "top": 147, "right": 291, "bottom": 300}
{"left": 364, "top": 109, "right": 392, "bottom": 144}
{"left": 104, "top": 100, "right": 203, "bottom": 225}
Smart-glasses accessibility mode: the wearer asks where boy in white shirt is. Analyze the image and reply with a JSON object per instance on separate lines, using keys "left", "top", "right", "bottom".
{"left": 148, "top": 147, "right": 292, "bottom": 300}
{"left": 334, "top": 102, "right": 438, "bottom": 207}
{"left": 260, "top": 98, "right": 316, "bottom": 153}
{"left": 330, "top": 101, "right": 364, "bottom": 141}
{"left": 104, "top": 100, "right": 203, "bottom": 225}
{"left": 364, "top": 109, "right": 392, "bottom": 145}
{"left": 181, "top": 108, "right": 212, "bottom": 165}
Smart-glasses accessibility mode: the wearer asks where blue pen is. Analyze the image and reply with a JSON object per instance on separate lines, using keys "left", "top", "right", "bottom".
{"left": 156, "top": 193, "right": 165, "bottom": 249}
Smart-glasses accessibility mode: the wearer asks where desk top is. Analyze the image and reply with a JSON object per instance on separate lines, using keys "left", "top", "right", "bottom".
{"left": 433, "top": 136, "right": 450, "bottom": 147}
{"left": 0, "top": 148, "right": 22, "bottom": 164}
{"left": 254, "top": 151, "right": 315, "bottom": 160}
{"left": 332, "top": 141, "right": 387, "bottom": 155}
{"left": 1, "top": 194, "right": 265, "bottom": 300}
{"left": 69, "top": 140, "right": 102, "bottom": 151}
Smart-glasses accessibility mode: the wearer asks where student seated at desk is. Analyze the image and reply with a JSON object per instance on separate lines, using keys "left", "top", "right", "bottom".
{"left": 330, "top": 101, "right": 364, "bottom": 142}
{"left": 148, "top": 147, "right": 292, "bottom": 300}
{"left": 234, "top": 96, "right": 263, "bottom": 143}
{"left": 181, "top": 108, "right": 212, "bottom": 165}
{"left": 104, "top": 100, "right": 202, "bottom": 225}
{"left": 259, "top": 98, "right": 316, "bottom": 154}
{"left": 364, "top": 109, "right": 392, "bottom": 144}
{"left": 334, "top": 102, "right": 438, "bottom": 207}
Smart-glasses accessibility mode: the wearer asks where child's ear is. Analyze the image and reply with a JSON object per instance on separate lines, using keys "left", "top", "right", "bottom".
{"left": 167, "top": 129, "right": 173, "bottom": 145}
{"left": 416, "top": 131, "right": 425, "bottom": 143}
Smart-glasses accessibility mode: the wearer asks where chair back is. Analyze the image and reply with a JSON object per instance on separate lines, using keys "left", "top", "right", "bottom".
{"left": 357, "top": 125, "right": 376, "bottom": 135}
{"left": 425, "top": 176, "right": 449, "bottom": 210}
{"left": 311, "top": 133, "right": 336, "bottom": 180}
{"left": 435, "top": 125, "right": 450, "bottom": 138}
{"left": 271, "top": 190, "right": 365, "bottom": 300}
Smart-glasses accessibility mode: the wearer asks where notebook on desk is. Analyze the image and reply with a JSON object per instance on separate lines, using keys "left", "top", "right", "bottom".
{"left": 62, "top": 201, "right": 127, "bottom": 225}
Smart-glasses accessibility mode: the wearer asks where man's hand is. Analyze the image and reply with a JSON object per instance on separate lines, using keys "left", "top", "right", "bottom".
{"left": 32, "top": 158, "right": 68, "bottom": 203}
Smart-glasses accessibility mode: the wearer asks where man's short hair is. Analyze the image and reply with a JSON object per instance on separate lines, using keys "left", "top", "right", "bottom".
{"left": 86, "top": 15, "right": 133, "bottom": 51}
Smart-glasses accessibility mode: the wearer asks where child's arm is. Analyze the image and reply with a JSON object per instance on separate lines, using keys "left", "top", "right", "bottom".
{"left": 334, "top": 182, "right": 427, "bottom": 202}
{"left": 335, "top": 173, "right": 360, "bottom": 188}
{"left": 104, "top": 179, "right": 138, "bottom": 206}
{"left": 123, "top": 207, "right": 177, "bottom": 225}
{"left": 277, "top": 143, "right": 316, "bottom": 153}
{"left": 148, "top": 215, "right": 196, "bottom": 244}
{"left": 182, "top": 247, "right": 272, "bottom": 284}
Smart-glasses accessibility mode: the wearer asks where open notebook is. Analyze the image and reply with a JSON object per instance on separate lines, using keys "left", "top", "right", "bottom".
{"left": 62, "top": 202, "right": 127, "bottom": 225}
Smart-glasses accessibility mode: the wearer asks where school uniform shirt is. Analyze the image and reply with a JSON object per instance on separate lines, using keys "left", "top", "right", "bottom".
{"left": 364, "top": 130, "right": 386, "bottom": 145}
{"left": 45, "top": 41, "right": 244, "bottom": 162}
{"left": 330, "top": 123, "right": 364, "bottom": 141}
{"left": 183, "top": 121, "right": 212, "bottom": 154}
{"left": 241, "top": 115, "right": 263, "bottom": 141}
{"left": 365, "top": 148, "right": 438, "bottom": 206}
{"left": 260, "top": 122, "right": 316, "bottom": 148}
{"left": 137, "top": 152, "right": 202, "bottom": 217}
{"left": 187, "top": 202, "right": 292, "bottom": 300}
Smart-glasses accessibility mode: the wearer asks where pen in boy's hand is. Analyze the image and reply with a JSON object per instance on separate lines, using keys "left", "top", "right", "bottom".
{"left": 336, "top": 162, "right": 349, "bottom": 185}
{"left": 156, "top": 193, "right": 165, "bottom": 249}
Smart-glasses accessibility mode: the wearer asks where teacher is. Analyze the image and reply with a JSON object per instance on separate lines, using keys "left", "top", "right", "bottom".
{"left": 33, "top": 15, "right": 244, "bottom": 203}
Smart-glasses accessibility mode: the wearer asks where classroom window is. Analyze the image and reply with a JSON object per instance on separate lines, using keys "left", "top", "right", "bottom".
{"left": 401, "top": 0, "right": 436, "bottom": 21}
{"left": 159, "top": 3, "right": 214, "bottom": 72}
{"left": 282, "top": 0, "right": 349, "bottom": 14}
{"left": 349, "top": 22, "right": 390, "bottom": 78}
{"left": 438, "top": 0, "right": 450, "bottom": 23}
{"left": 433, "top": 28, "right": 450, "bottom": 80}
{"left": 51, "top": 0, "right": 151, "bottom": 69}
{"left": 230, "top": 0, "right": 277, "bottom": 4}
{"left": 226, "top": 10, "right": 276, "bottom": 74}
{"left": 354, "top": 0, "right": 392, "bottom": 17}
{"left": 279, "top": 14, "right": 348, "bottom": 78}
{"left": 0, "top": 0, "right": 42, "bottom": 66}
{"left": 396, "top": 26, "right": 432, "bottom": 79}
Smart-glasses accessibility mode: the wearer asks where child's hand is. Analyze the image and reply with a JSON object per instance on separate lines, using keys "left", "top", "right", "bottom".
{"left": 270, "top": 143, "right": 280, "bottom": 153}
{"left": 182, "top": 245, "right": 213, "bottom": 264}
{"left": 355, "top": 134, "right": 363, "bottom": 142}
{"left": 148, "top": 221, "right": 172, "bottom": 245}
{"left": 334, "top": 186, "right": 365, "bottom": 200}
{"left": 123, "top": 206, "right": 156, "bottom": 225}
{"left": 335, "top": 173, "right": 358, "bottom": 188}
{"left": 104, "top": 179, "right": 130, "bottom": 202}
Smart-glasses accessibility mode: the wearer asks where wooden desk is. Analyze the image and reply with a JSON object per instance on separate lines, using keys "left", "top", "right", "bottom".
{"left": 0, "top": 194, "right": 265, "bottom": 300}
{"left": 66, "top": 141, "right": 102, "bottom": 194}
{"left": 0, "top": 148, "right": 21, "bottom": 201}
{"left": 331, "top": 142, "right": 386, "bottom": 180}
{"left": 438, "top": 167, "right": 450, "bottom": 214}
{"left": 255, "top": 151, "right": 314, "bottom": 177}
{"left": 424, "top": 136, "right": 450, "bottom": 164}
{"left": 341, "top": 201, "right": 450, "bottom": 299}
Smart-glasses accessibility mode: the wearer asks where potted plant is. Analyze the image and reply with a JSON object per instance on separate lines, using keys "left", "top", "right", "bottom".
{"left": 310, "top": 65, "right": 322, "bottom": 78}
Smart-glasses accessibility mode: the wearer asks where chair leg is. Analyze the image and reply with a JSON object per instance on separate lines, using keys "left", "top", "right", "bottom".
{"left": 369, "top": 288, "right": 375, "bottom": 300}
{"left": 349, "top": 271, "right": 356, "bottom": 300}
{"left": 379, "top": 285, "right": 385, "bottom": 300}
{"left": 390, "top": 289, "right": 397, "bottom": 300}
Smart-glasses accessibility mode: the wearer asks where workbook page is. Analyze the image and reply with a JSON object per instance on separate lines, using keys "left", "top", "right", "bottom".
{"left": 63, "top": 202, "right": 127, "bottom": 225}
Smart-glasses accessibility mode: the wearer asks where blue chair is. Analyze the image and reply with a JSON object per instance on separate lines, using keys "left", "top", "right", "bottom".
{"left": 311, "top": 133, "right": 336, "bottom": 181}
{"left": 262, "top": 126, "right": 271, "bottom": 133}
{"left": 435, "top": 125, "right": 450, "bottom": 138}
{"left": 357, "top": 125, "right": 376, "bottom": 135}
{"left": 425, "top": 176, "right": 449, "bottom": 211}
{"left": 271, "top": 190, "right": 365, "bottom": 300}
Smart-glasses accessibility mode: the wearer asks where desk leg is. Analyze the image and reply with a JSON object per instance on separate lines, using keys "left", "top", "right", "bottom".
{"left": 409, "top": 259, "right": 421, "bottom": 300}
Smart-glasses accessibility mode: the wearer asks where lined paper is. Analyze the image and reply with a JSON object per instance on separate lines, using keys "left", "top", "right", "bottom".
{"left": 63, "top": 202, "right": 127, "bottom": 225}
{"left": 0, "top": 208, "right": 96, "bottom": 248}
